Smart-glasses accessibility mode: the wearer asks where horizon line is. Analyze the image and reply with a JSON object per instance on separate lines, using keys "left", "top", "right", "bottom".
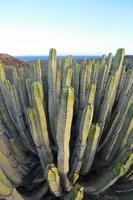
{"left": 14, "top": 54, "right": 102, "bottom": 56}
{"left": 14, "top": 54, "right": 133, "bottom": 57}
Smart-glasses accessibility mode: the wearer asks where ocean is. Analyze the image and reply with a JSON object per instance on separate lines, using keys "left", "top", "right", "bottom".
{"left": 15, "top": 55, "right": 101, "bottom": 61}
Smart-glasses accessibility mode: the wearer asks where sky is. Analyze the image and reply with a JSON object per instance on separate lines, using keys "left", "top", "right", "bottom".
{"left": 0, "top": 0, "right": 133, "bottom": 56}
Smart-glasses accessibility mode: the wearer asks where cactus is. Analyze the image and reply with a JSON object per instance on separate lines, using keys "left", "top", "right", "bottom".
{"left": 45, "top": 163, "right": 62, "bottom": 197}
{"left": 70, "top": 103, "right": 93, "bottom": 177}
{"left": 57, "top": 86, "right": 74, "bottom": 191}
{"left": 48, "top": 48, "right": 58, "bottom": 143}
{"left": 64, "top": 184, "right": 84, "bottom": 200}
{"left": 0, "top": 48, "right": 133, "bottom": 200}
{"left": 81, "top": 123, "right": 100, "bottom": 175}
{"left": 0, "top": 169, "right": 24, "bottom": 200}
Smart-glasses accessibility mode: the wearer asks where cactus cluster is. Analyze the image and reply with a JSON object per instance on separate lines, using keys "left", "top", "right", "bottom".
{"left": 0, "top": 48, "right": 133, "bottom": 200}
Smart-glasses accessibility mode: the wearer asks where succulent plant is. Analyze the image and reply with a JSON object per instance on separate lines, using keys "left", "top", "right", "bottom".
{"left": 0, "top": 48, "right": 133, "bottom": 200}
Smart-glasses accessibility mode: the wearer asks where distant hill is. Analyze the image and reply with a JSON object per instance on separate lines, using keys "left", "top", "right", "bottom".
{"left": 0, "top": 53, "right": 25, "bottom": 66}
{"left": 0, "top": 54, "right": 48, "bottom": 79}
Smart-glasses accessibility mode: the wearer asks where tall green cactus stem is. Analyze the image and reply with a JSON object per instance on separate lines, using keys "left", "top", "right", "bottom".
{"left": 48, "top": 48, "right": 57, "bottom": 142}
{"left": 0, "top": 123, "right": 28, "bottom": 169}
{"left": 72, "top": 63, "right": 80, "bottom": 114}
{"left": 112, "top": 49, "right": 125, "bottom": 76}
{"left": 35, "top": 59, "right": 42, "bottom": 80}
{"left": 86, "top": 83, "right": 96, "bottom": 105}
{"left": 12, "top": 67, "right": 18, "bottom": 85}
{"left": 90, "top": 62, "right": 99, "bottom": 84}
{"left": 101, "top": 103, "right": 133, "bottom": 165}
{"left": 57, "top": 86, "right": 74, "bottom": 191}
{"left": 98, "top": 75, "right": 116, "bottom": 133}
{"left": 62, "top": 67, "right": 73, "bottom": 88}
{"left": 30, "top": 62, "right": 42, "bottom": 81}
{"left": 56, "top": 69, "right": 61, "bottom": 99}
{"left": 10, "top": 83, "right": 35, "bottom": 153}
{"left": 26, "top": 78, "right": 34, "bottom": 106}
{"left": 0, "top": 148, "right": 23, "bottom": 185}
{"left": 76, "top": 83, "right": 95, "bottom": 134}
{"left": 0, "top": 80, "right": 16, "bottom": 125}
{"left": 99, "top": 49, "right": 125, "bottom": 133}
{"left": 32, "top": 81, "right": 53, "bottom": 164}
{"left": 0, "top": 169, "right": 24, "bottom": 200}
{"left": 106, "top": 49, "right": 125, "bottom": 119}
{"left": 27, "top": 107, "right": 46, "bottom": 168}
{"left": 66, "top": 55, "right": 73, "bottom": 67}
{"left": 71, "top": 103, "right": 93, "bottom": 177}
{"left": 100, "top": 55, "right": 106, "bottom": 66}
{"left": 0, "top": 126, "right": 30, "bottom": 169}
{"left": 9, "top": 137, "right": 30, "bottom": 163}
{"left": 62, "top": 55, "right": 73, "bottom": 70}
{"left": 76, "top": 65, "right": 88, "bottom": 132}
{"left": 103, "top": 53, "right": 112, "bottom": 90}
{"left": 79, "top": 65, "right": 88, "bottom": 110}
{"left": 77, "top": 83, "right": 96, "bottom": 135}
{"left": 81, "top": 124, "right": 100, "bottom": 175}
{"left": 0, "top": 106, "right": 18, "bottom": 138}
{"left": 0, "top": 77, "right": 34, "bottom": 153}
{"left": 94, "top": 64, "right": 107, "bottom": 119}
{"left": 85, "top": 64, "right": 92, "bottom": 92}
{"left": 98, "top": 85, "right": 133, "bottom": 151}
{"left": 115, "top": 65, "right": 126, "bottom": 103}
{"left": 120, "top": 119, "right": 133, "bottom": 150}
{"left": 117, "top": 68, "right": 133, "bottom": 108}
{"left": 0, "top": 107, "right": 29, "bottom": 164}
{"left": 12, "top": 67, "right": 29, "bottom": 125}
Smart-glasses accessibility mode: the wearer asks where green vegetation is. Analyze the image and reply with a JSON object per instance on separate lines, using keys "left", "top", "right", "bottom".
{"left": 0, "top": 48, "right": 133, "bottom": 200}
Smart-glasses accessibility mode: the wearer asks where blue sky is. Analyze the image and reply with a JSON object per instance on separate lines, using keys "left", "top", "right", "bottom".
{"left": 0, "top": 0, "right": 133, "bottom": 55}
